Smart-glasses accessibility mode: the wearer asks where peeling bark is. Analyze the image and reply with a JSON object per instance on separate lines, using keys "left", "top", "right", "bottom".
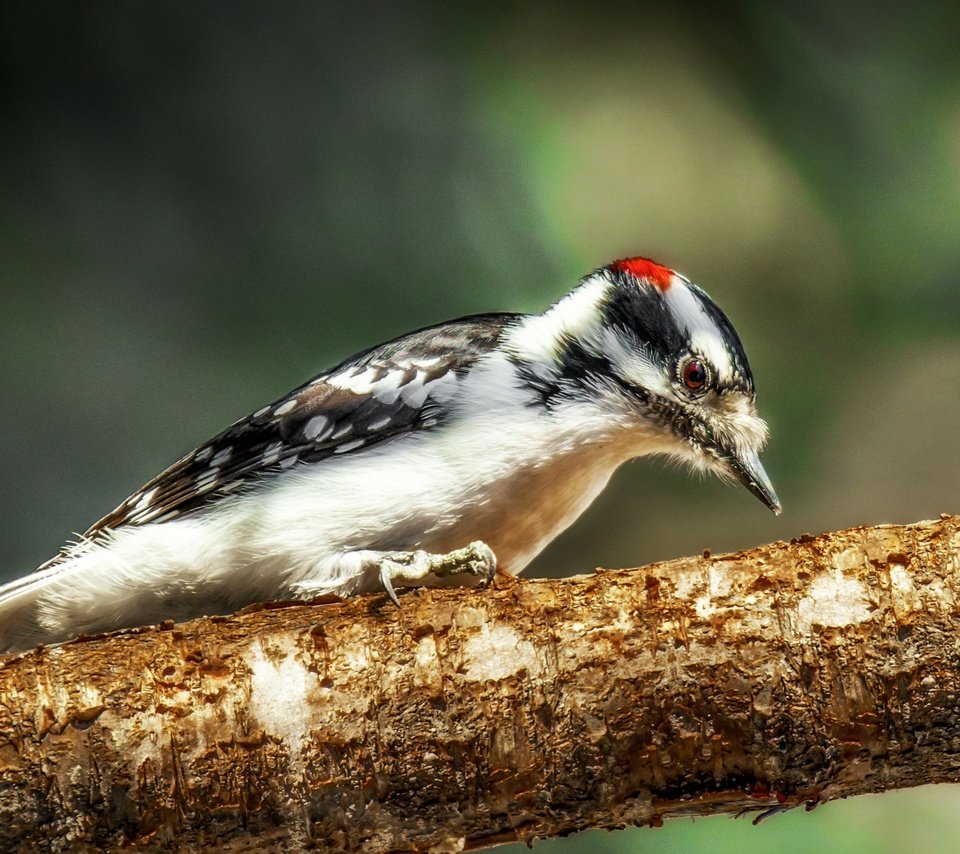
{"left": 2, "top": 516, "right": 960, "bottom": 852}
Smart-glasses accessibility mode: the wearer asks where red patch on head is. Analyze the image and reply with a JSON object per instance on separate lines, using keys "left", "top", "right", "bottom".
{"left": 609, "top": 257, "right": 674, "bottom": 291}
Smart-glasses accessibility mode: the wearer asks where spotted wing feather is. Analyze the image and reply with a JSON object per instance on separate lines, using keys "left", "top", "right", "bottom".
{"left": 80, "top": 314, "right": 516, "bottom": 541}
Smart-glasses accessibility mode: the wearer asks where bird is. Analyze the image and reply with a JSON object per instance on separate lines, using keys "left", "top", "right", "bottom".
{"left": 0, "top": 256, "right": 779, "bottom": 652}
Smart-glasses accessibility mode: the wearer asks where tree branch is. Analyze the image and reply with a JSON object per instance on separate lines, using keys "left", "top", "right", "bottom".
{"left": 2, "top": 516, "right": 960, "bottom": 852}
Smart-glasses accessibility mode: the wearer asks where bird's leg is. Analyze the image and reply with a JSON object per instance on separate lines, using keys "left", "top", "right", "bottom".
{"left": 378, "top": 541, "right": 497, "bottom": 606}
{"left": 288, "top": 542, "right": 497, "bottom": 604}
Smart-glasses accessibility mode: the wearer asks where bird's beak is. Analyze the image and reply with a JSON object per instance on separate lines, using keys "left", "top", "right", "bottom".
{"left": 724, "top": 448, "right": 781, "bottom": 515}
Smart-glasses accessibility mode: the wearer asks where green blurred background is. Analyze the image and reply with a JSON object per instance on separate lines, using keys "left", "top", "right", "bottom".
{"left": 2, "top": 2, "right": 959, "bottom": 851}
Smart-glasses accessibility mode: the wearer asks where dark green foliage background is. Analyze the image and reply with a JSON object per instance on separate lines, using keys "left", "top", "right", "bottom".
{"left": 2, "top": 3, "right": 959, "bottom": 851}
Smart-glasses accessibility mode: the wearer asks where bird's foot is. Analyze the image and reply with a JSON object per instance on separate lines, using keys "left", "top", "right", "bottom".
{"left": 378, "top": 541, "right": 497, "bottom": 606}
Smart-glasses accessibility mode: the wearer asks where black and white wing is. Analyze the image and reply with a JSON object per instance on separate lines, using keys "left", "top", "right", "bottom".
{"left": 83, "top": 313, "right": 518, "bottom": 539}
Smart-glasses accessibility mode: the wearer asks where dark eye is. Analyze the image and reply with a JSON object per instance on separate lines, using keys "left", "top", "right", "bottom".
{"left": 680, "top": 358, "right": 710, "bottom": 393}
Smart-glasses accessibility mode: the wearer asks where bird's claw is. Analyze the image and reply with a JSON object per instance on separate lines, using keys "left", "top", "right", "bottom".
{"left": 379, "top": 562, "right": 402, "bottom": 607}
{"left": 377, "top": 541, "right": 497, "bottom": 606}
{"left": 466, "top": 540, "right": 497, "bottom": 585}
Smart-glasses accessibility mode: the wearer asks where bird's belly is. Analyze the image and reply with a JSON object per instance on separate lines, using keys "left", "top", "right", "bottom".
{"left": 246, "top": 417, "right": 625, "bottom": 584}
{"left": 417, "top": 447, "right": 620, "bottom": 574}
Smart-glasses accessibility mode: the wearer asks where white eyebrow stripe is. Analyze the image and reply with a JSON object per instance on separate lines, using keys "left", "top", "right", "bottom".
{"left": 690, "top": 330, "right": 733, "bottom": 383}
{"left": 664, "top": 281, "right": 714, "bottom": 334}
{"left": 664, "top": 282, "right": 734, "bottom": 383}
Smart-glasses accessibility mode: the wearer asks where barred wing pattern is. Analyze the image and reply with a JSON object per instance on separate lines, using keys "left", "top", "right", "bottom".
{"left": 82, "top": 313, "right": 517, "bottom": 540}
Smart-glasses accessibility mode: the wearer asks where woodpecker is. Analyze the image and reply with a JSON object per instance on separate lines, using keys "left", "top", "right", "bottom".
{"left": 0, "top": 257, "right": 779, "bottom": 652}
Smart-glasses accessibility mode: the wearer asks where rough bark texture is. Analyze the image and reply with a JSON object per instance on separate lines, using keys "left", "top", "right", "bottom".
{"left": 2, "top": 516, "right": 960, "bottom": 852}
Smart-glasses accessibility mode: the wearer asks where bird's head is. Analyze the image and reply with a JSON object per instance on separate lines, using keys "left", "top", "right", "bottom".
{"left": 513, "top": 256, "right": 780, "bottom": 514}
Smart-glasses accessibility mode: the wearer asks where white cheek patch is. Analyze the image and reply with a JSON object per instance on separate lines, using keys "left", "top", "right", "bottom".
{"left": 596, "top": 327, "right": 671, "bottom": 397}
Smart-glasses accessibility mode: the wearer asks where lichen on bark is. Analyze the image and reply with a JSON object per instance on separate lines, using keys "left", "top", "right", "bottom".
{"left": 1, "top": 515, "right": 960, "bottom": 852}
